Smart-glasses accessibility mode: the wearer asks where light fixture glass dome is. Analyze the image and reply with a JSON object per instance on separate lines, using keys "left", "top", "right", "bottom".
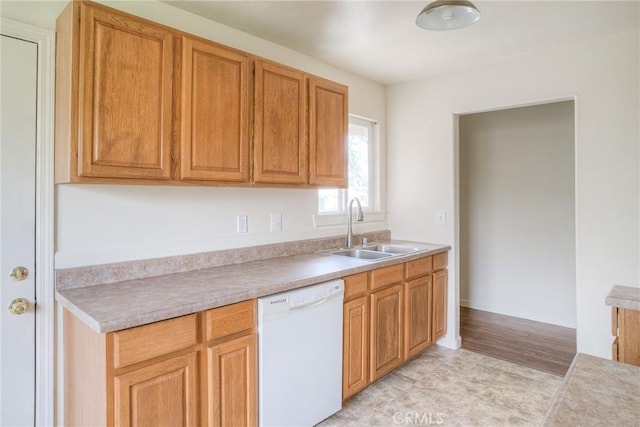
{"left": 416, "top": 0, "right": 481, "bottom": 31}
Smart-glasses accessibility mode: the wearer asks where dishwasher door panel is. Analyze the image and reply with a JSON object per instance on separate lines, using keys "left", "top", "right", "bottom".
{"left": 258, "top": 280, "right": 344, "bottom": 427}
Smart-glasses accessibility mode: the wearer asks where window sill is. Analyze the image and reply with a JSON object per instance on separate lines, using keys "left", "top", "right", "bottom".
{"left": 313, "top": 211, "right": 387, "bottom": 228}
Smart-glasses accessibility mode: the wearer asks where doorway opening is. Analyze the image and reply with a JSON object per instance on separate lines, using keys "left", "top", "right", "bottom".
{"left": 458, "top": 101, "right": 577, "bottom": 375}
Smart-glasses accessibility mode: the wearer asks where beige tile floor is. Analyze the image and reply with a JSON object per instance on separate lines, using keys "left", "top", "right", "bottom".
{"left": 319, "top": 346, "right": 564, "bottom": 427}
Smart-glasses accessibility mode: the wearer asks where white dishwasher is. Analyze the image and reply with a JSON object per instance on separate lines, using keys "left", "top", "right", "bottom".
{"left": 258, "top": 279, "right": 344, "bottom": 427}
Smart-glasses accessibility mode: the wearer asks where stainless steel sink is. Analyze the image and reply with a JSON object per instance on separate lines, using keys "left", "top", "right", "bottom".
{"left": 328, "top": 243, "right": 422, "bottom": 260}
{"left": 363, "top": 244, "right": 421, "bottom": 254}
{"left": 330, "top": 249, "right": 394, "bottom": 260}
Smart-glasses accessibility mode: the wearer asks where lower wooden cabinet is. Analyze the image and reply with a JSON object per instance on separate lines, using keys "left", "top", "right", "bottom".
{"left": 404, "top": 275, "right": 433, "bottom": 359}
{"left": 114, "top": 352, "right": 198, "bottom": 426}
{"left": 208, "top": 334, "right": 257, "bottom": 426}
{"left": 611, "top": 307, "right": 640, "bottom": 366}
{"left": 433, "top": 269, "right": 448, "bottom": 340}
{"left": 342, "top": 252, "right": 449, "bottom": 402}
{"left": 64, "top": 300, "right": 257, "bottom": 427}
{"left": 342, "top": 296, "right": 369, "bottom": 399}
{"left": 370, "top": 284, "right": 404, "bottom": 381}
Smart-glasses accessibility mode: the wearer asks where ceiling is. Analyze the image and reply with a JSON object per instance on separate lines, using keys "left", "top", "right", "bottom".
{"left": 163, "top": 0, "right": 640, "bottom": 85}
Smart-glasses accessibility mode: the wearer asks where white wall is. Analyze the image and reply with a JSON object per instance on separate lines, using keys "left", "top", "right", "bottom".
{"left": 387, "top": 29, "right": 639, "bottom": 357}
{"left": 0, "top": 1, "right": 387, "bottom": 268}
{"left": 459, "top": 102, "right": 576, "bottom": 328}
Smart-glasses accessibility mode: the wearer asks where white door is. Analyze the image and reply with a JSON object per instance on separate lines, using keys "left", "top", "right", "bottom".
{"left": 0, "top": 34, "right": 38, "bottom": 426}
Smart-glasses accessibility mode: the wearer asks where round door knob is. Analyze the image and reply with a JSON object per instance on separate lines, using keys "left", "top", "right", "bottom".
{"left": 10, "top": 266, "right": 29, "bottom": 281}
{"left": 8, "top": 298, "right": 30, "bottom": 315}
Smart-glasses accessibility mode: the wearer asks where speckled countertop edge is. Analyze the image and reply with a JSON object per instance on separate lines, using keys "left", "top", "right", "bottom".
{"left": 56, "top": 240, "right": 450, "bottom": 333}
{"left": 543, "top": 353, "right": 640, "bottom": 426}
{"left": 605, "top": 285, "right": 640, "bottom": 311}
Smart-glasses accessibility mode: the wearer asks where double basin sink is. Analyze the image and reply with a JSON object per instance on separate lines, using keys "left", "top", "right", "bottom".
{"left": 329, "top": 244, "right": 421, "bottom": 260}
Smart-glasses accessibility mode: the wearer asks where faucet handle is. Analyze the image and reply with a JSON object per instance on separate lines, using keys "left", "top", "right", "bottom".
{"left": 361, "top": 237, "right": 368, "bottom": 247}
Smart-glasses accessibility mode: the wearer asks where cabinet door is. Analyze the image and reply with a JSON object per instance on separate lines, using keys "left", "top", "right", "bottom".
{"left": 433, "top": 269, "right": 448, "bottom": 340}
{"left": 308, "top": 77, "right": 348, "bottom": 187}
{"left": 254, "top": 61, "right": 307, "bottom": 184}
{"left": 404, "top": 275, "right": 433, "bottom": 360}
{"left": 208, "top": 334, "right": 257, "bottom": 427}
{"left": 179, "top": 36, "right": 250, "bottom": 182}
{"left": 77, "top": 3, "right": 173, "bottom": 179}
{"left": 343, "top": 296, "right": 369, "bottom": 400}
{"left": 370, "top": 284, "right": 404, "bottom": 381}
{"left": 114, "top": 352, "right": 198, "bottom": 427}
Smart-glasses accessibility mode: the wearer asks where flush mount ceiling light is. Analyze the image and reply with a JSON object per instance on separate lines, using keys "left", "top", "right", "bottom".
{"left": 416, "top": 0, "right": 481, "bottom": 31}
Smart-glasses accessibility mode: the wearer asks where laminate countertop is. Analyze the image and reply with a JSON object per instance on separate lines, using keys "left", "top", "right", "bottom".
{"left": 55, "top": 240, "right": 449, "bottom": 333}
{"left": 606, "top": 285, "right": 640, "bottom": 311}
{"left": 543, "top": 353, "right": 640, "bottom": 426}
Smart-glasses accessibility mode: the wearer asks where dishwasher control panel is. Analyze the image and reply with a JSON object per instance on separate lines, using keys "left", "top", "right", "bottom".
{"left": 259, "top": 279, "right": 344, "bottom": 320}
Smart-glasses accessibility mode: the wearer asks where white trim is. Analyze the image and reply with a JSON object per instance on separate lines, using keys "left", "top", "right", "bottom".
{"left": 1, "top": 18, "right": 56, "bottom": 427}
{"left": 453, "top": 95, "right": 579, "bottom": 354}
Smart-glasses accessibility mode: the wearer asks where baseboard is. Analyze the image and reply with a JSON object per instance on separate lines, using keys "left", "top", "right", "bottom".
{"left": 437, "top": 334, "right": 462, "bottom": 350}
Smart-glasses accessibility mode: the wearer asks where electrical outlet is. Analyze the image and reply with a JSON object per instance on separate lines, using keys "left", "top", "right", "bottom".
{"left": 237, "top": 215, "right": 248, "bottom": 233}
{"left": 270, "top": 213, "right": 282, "bottom": 232}
{"left": 435, "top": 210, "right": 446, "bottom": 226}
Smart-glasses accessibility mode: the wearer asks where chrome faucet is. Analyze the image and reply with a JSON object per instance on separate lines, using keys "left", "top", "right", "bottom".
{"left": 346, "top": 197, "right": 363, "bottom": 248}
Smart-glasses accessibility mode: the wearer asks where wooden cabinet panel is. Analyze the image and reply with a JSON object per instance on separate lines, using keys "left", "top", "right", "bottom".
{"left": 433, "top": 252, "right": 448, "bottom": 271}
{"left": 370, "top": 264, "right": 404, "bottom": 291}
{"left": 56, "top": 2, "right": 348, "bottom": 187}
{"left": 254, "top": 61, "right": 307, "bottom": 184}
{"left": 76, "top": 3, "right": 173, "bottom": 180}
{"left": 433, "top": 269, "right": 448, "bottom": 340}
{"left": 206, "top": 300, "right": 255, "bottom": 342}
{"left": 114, "top": 352, "right": 198, "bottom": 427}
{"left": 343, "top": 296, "right": 369, "bottom": 400}
{"left": 344, "top": 272, "right": 368, "bottom": 301}
{"left": 404, "top": 275, "right": 433, "bottom": 360}
{"left": 208, "top": 334, "right": 257, "bottom": 427}
{"left": 370, "top": 284, "right": 404, "bottom": 381}
{"left": 179, "top": 36, "right": 250, "bottom": 182}
{"left": 617, "top": 308, "right": 640, "bottom": 366}
{"left": 405, "top": 256, "right": 433, "bottom": 280}
{"left": 309, "top": 77, "right": 348, "bottom": 187}
{"left": 111, "top": 314, "right": 197, "bottom": 369}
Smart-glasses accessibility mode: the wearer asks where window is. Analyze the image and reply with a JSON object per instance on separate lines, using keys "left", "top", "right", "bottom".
{"left": 318, "top": 115, "right": 377, "bottom": 214}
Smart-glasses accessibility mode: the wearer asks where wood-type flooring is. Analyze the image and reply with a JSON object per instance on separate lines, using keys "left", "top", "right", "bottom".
{"left": 460, "top": 306, "right": 576, "bottom": 376}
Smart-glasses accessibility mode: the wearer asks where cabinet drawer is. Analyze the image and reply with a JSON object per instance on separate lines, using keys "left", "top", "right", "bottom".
{"left": 206, "top": 300, "right": 256, "bottom": 342}
{"left": 405, "top": 256, "right": 433, "bottom": 280}
{"left": 344, "top": 272, "right": 368, "bottom": 301}
{"left": 370, "top": 264, "right": 404, "bottom": 291}
{"left": 611, "top": 307, "right": 618, "bottom": 336}
{"left": 433, "top": 252, "right": 448, "bottom": 271}
{"left": 112, "top": 314, "right": 198, "bottom": 369}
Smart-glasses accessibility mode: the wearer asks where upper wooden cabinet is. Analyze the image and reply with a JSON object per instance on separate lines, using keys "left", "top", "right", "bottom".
{"left": 309, "top": 77, "right": 348, "bottom": 187}
{"left": 55, "top": 1, "right": 348, "bottom": 188}
{"left": 253, "top": 60, "right": 307, "bottom": 184}
{"left": 56, "top": 1, "right": 174, "bottom": 182}
{"left": 179, "top": 36, "right": 250, "bottom": 183}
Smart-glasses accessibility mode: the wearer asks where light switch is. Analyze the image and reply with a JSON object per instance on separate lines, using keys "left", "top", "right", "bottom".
{"left": 435, "top": 210, "right": 446, "bottom": 226}
{"left": 270, "top": 213, "right": 282, "bottom": 232}
{"left": 237, "top": 215, "right": 248, "bottom": 233}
